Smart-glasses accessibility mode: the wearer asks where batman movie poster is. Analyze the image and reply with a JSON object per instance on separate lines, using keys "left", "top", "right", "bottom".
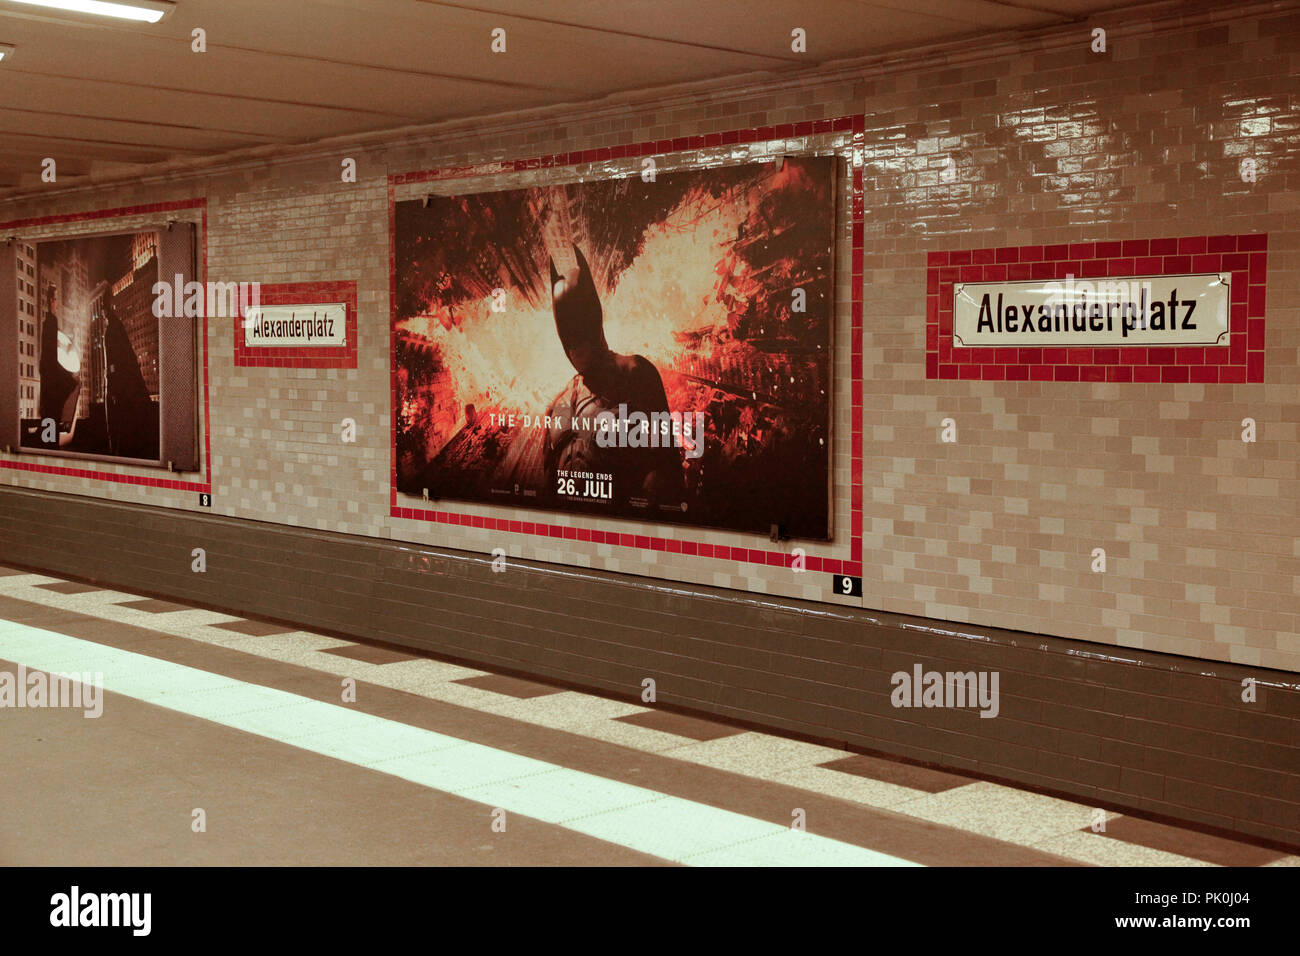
{"left": 19, "top": 230, "right": 162, "bottom": 463}
{"left": 394, "top": 156, "right": 835, "bottom": 540}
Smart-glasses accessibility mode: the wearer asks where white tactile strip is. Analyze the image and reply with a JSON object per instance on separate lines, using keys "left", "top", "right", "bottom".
{"left": 0, "top": 571, "right": 1295, "bottom": 867}
{"left": 0, "top": 619, "right": 916, "bottom": 868}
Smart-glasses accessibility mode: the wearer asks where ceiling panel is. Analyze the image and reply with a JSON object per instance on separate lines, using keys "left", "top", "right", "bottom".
{"left": 0, "top": 0, "right": 1187, "bottom": 193}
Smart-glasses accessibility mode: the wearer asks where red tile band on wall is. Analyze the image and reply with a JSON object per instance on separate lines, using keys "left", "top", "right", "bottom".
{"left": 926, "top": 234, "right": 1267, "bottom": 384}
{"left": 0, "top": 199, "right": 212, "bottom": 495}
{"left": 388, "top": 117, "right": 866, "bottom": 577}
{"left": 234, "top": 281, "right": 359, "bottom": 370}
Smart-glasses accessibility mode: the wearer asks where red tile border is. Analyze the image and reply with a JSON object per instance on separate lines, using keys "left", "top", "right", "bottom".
{"left": 233, "top": 281, "right": 358, "bottom": 369}
{"left": 926, "top": 234, "right": 1267, "bottom": 384}
{"left": 0, "top": 199, "right": 212, "bottom": 494}
{"left": 388, "top": 119, "right": 866, "bottom": 577}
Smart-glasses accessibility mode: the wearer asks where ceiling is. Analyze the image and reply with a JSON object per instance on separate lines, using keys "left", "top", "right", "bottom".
{"left": 0, "top": 0, "right": 1168, "bottom": 193}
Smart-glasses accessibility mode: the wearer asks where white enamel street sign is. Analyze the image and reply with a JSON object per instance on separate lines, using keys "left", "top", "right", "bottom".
{"left": 243, "top": 303, "right": 347, "bottom": 348}
{"left": 952, "top": 273, "right": 1230, "bottom": 347}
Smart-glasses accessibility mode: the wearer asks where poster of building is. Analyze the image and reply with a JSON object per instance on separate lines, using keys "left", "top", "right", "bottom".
{"left": 20, "top": 230, "right": 162, "bottom": 463}
{"left": 394, "top": 156, "right": 835, "bottom": 539}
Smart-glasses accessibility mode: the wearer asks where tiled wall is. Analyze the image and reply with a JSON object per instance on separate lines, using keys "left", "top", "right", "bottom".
{"left": 1, "top": 2, "right": 1297, "bottom": 671}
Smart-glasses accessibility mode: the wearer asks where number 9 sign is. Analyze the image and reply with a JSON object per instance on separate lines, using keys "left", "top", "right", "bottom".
{"left": 831, "top": 574, "right": 862, "bottom": 597}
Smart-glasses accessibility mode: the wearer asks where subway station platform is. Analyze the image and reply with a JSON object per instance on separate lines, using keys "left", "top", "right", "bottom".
{"left": 0, "top": 0, "right": 1298, "bottom": 916}
{"left": 2, "top": 563, "right": 1293, "bottom": 868}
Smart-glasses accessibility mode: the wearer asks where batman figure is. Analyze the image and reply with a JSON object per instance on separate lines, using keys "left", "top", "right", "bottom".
{"left": 37, "top": 285, "right": 81, "bottom": 435}
{"left": 542, "top": 245, "right": 684, "bottom": 515}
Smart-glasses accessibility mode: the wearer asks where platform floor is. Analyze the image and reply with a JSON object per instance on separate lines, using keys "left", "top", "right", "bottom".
{"left": 0, "top": 564, "right": 1293, "bottom": 867}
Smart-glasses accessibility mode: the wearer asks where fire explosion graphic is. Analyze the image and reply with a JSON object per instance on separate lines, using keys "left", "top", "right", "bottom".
{"left": 394, "top": 156, "right": 835, "bottom": 540}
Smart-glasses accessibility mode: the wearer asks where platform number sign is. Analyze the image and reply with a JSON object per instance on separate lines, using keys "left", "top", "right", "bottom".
{"left": 831, "top": 573, "right": 862, "bottom": 598}
{"left": 198, "top": 493, "right": 212, "bottom": 508}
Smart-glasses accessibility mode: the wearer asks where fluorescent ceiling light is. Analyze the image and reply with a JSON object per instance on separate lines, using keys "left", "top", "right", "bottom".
{"left": 0, "top": 43, "right": 13, "bottom": 61}
{"left": 4, "top": 0, "right": 174, "bottom": 23}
